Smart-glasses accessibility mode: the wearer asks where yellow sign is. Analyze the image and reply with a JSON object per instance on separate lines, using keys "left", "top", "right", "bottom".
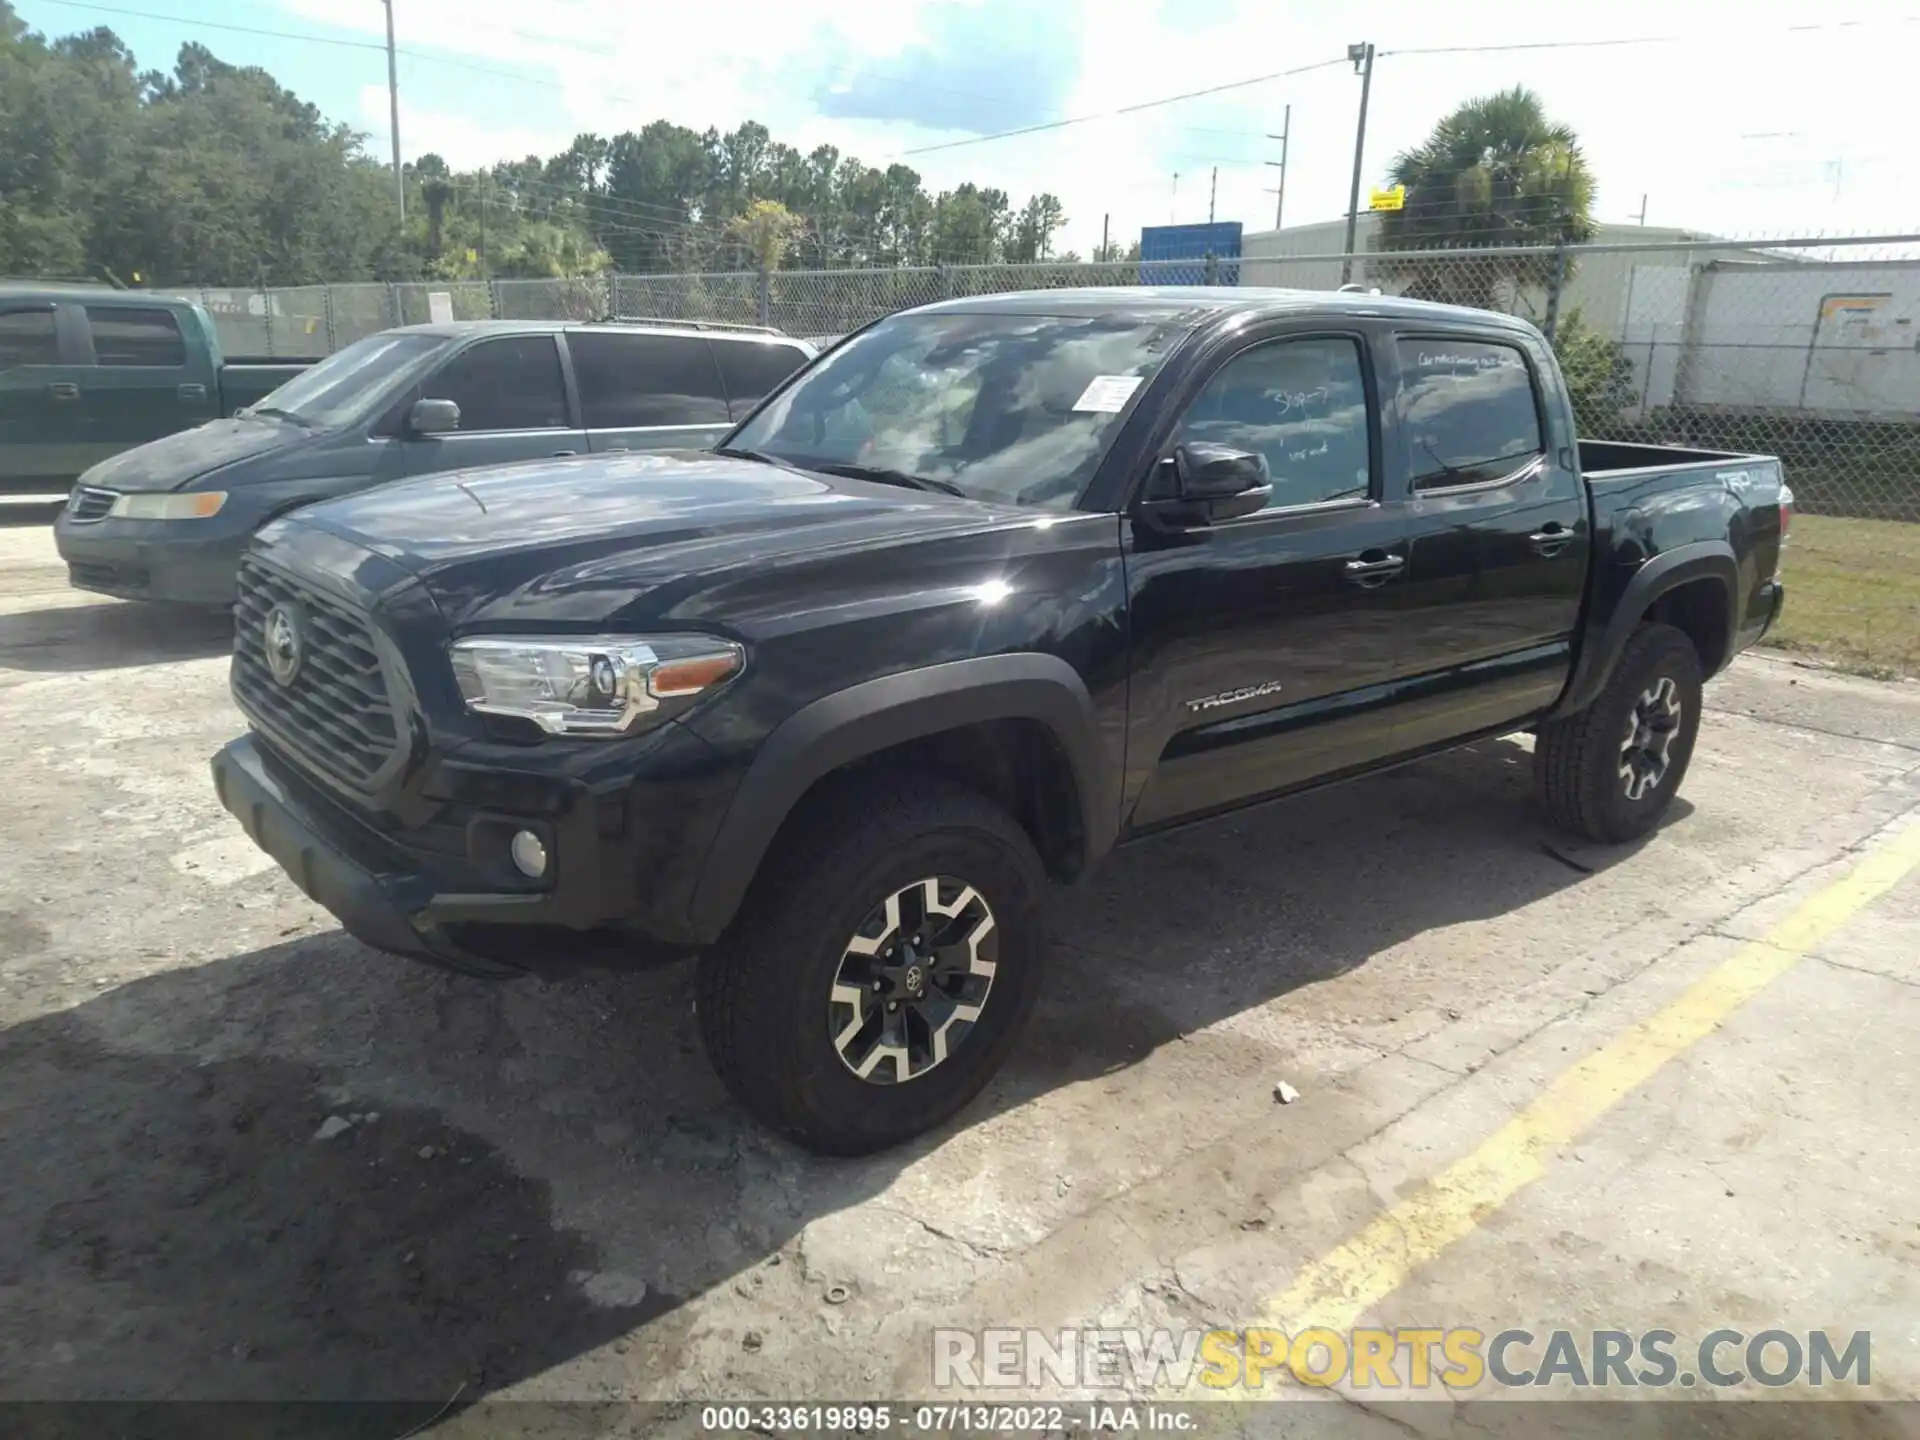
{"left": 1368, "top": 185, "right": 1406, "bottom": 212}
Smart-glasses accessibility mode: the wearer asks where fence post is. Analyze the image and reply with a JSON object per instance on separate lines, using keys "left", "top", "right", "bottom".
{"left": 1204, "top": 251, "right": 1219, "bottom": 287}
{"left": 1543, "top": 238, "right": 1569, "bottom": 343}
{"left": 386, "top": 283, "right": 402, "bottom": 329}
{"left": 323, "top": 286, "right": 337, "bottom": 353}
{"left": 755, "top": 265, "right": 772, "bottom": 327}
{"left": 263, "top": 288, "right": 275, "bottom": 358}
{"left": 936, "top": 265, "right": 952, "bottom": 301}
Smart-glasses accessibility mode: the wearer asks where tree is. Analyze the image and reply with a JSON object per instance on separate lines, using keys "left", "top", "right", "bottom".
{"left": 1008, "top": 194, "right": 1066, "bottom": 264}
{"left": 1375, "top": 86, "right": 1596, "bottom": 308}
{"left": 1552, "top": 308, "right": 1635, "bottom": 436}
{"left": 0, "top": 1, "right": 1085, "bottom": 287}
{"left": 727, "top": 199, "right": 800, "bottom": 273}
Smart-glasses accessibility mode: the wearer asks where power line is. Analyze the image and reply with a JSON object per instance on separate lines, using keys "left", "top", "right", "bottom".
{"left": 893, "top": 56, "right": 1352, "bottom": 158}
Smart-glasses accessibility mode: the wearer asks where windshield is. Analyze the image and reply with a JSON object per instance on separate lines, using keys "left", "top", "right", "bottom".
{"left": 246, "top": 332, "right": 447, "bottom": 428}
{"left": 725, "top": 311, "right": 1189, "bottom": 509}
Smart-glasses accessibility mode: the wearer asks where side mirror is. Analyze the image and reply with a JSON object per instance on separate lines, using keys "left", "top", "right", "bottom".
{"left": 407, "top": 398, "right": 460, "bottom": 436}
{"left": 1139, "top": 442, "right": 1272, "bottom": 528}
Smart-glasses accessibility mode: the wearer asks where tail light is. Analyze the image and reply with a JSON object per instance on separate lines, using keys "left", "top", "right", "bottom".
{"left": 1774, "top": 483, "right": 1794, "bottom": 581}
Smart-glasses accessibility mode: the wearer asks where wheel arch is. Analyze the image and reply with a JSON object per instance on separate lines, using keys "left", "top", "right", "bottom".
{"left": 687, "top": 654, "right": 1115, "bottom": 943}
{"left": 1550, "top": 541, "right": 1739, "bottom": 721}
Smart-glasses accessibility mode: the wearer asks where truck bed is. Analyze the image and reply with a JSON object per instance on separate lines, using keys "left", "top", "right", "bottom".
{"left": 1578, "top": 438, "right": 1772, "bottom": 479}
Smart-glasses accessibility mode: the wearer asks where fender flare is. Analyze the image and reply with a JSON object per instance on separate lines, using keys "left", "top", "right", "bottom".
{"left": 686, "top": 653, "right": 1114, "bottom": 942}
{"left": 1550, "top": 541, "right": 1739, "bottom": 719}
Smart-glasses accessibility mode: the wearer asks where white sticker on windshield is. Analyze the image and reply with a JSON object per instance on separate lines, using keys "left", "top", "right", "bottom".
{"left": 1073, "top": 375, "right": 1144, "bottom": 413}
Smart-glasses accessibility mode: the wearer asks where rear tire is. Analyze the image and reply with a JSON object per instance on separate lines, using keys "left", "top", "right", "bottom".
{"left": 1535, "top": 621, "right": 1703, "bottom": 844}
{"left": 696, "top": 774, "right": 1047, "bottom": 1156}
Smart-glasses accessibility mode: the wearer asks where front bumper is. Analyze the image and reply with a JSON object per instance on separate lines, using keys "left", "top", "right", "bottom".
{"left": 213, "top": 718, "right": 739, "bottom": 975}
{"left": 211, "top": 734, "right": 611, "bottom": 978}
{"left": 55, "top": 511, "right": 251, "bottom": 607}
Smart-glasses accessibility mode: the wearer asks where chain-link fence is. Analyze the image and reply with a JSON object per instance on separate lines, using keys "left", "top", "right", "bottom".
{"left": 155, "top": 234, "right": 1920, "bottom": 526}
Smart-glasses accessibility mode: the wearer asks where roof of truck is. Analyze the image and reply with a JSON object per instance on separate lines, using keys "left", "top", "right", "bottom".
{"left": 382, "top": 318, "right": 810, "bottom": 345}
{"left": 913, "top": 286, "right": 1541, "bottom": 334}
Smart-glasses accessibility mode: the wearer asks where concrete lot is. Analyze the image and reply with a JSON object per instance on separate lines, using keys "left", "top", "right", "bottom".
{"left": 1, "top": 520, "right": 1917, "bottom": 1430}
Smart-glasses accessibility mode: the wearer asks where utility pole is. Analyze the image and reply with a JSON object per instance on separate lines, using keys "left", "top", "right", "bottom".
{"left": 1341, "top": 41, "right": 1374, "bottom": 285}
{"left": 1264, "top": 104, "right": 1291, "bottom": 230}
{"left": 1170, "top": 172, "right": 1180, "bottom": 223}
{"left": 382, "top": 0, "right": 404, "bottom": 225}
{"left": 1634, "top": 193, "right": 1648, "bottom": 225}
{"left": 1208, "top": 166, "right": 1218, "bottom": 225}
{"left": 1100, "top": 212, "right": 1110, "bottom": 262}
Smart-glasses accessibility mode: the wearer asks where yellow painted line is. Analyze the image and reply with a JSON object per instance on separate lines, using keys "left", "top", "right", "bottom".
{"left": 1264, "top": 820, "right": 1920, "bottom": 1340}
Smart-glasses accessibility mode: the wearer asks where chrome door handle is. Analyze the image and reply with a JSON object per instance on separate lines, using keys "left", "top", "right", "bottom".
{"left": 1344, "top": 555, "right": 1406, "bottom": 575}
{"left": 1529, "top": 526, "right": 1573, "bottom": 556}
{"left": 48, "top": 382, "right": 79, "bottom": 401}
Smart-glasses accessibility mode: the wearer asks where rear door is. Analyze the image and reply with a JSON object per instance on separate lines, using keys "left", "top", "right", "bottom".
{"left": 76, "top": 304, "right": 218, "bottom": 468}
{"left": 710, "top": 336, "right": 812, "bottom": 419}
{"left": 1123, "top": 326, "right": 1417, "bottom": 832}
{"left": 1388, "top": 331, "right": 1591, "bottom": 750}
{"left": 565, "top": 330, "right": 732, "bottom": 453}
{"left": 0, "top": 303, "right": 82, "bottom": 492}
{"left": 398, "top": 333, "right": 585, "bottom": 475}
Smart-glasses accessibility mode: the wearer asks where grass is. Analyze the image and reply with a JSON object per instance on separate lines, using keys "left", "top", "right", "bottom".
{"left": 1763, "top": 514, "right": 1920, "bottom": 679}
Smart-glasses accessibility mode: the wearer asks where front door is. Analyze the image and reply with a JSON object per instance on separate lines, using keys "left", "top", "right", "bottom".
{"left": 1123, "top": 329, "right": 1416, "bottom": 832}
{"left": 400, "top": 333, "right": 586, "bottom": 475}
{"left": 1387, "top": 332, "right": 1591, "bottom": 750}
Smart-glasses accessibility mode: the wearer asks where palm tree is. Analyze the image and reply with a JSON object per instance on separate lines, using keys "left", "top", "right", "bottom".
{"left": 1375, "top": 87, "right": 1595, "bottom": 308}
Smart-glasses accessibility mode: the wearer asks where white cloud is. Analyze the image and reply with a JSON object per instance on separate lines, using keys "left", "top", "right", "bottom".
{"left": 297, "top": 0, "right": 1916, "bottom": 258}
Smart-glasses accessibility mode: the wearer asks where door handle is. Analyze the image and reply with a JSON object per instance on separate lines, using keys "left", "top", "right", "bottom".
{"left": 1529, "top": 524, "right": 1573, "bottom": 556}
{"left": 1343, "top": 553, "right": 1406, "bottom": 587}
{"left": 47, "top": 382, "right": 79, "bottom": 402}
{"left": 550, "top": 449, "right": 578, "bottom": 457}
{"left": 177, "top": 383, "right": 207, "bottom": 403}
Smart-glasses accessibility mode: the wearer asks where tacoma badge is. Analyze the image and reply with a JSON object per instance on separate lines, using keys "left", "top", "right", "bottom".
{"left": 1186, "top": 680, "right": 1284, "bottom": 714}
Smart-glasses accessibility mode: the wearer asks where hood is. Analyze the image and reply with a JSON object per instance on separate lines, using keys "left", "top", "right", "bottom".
{"left": 292, "top": 450, "right": 1032, "bottom": 627}
{"left": 82, "top": 415, "right": 307, "bottom": 493}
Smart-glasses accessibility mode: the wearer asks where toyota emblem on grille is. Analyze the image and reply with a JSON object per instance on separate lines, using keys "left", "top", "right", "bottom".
{"left": 263, "top": 604, "right": 305, "bottom": 687}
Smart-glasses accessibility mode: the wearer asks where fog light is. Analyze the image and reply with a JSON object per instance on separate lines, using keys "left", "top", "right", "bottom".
{"left": 509, "top": 829, "right": 548, "bottom": 878}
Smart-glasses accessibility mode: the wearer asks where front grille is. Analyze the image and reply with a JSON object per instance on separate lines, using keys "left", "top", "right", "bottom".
{"left": 67, "top": 486, "right": 116, "bottom": 521}
{"left": 233, "top": 557, "right": 399, "bottom": 793}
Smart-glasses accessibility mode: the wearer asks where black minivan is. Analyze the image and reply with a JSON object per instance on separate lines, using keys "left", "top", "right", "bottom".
{"left": 54, "top": 319, "right": 814, "bottom": 605}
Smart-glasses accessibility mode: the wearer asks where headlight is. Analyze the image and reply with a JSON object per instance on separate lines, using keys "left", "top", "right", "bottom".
{"left": 108, "top": 491, "right": 227, "bottom": 520}
{"left": 449, "top": 634, "right": 744, "bottom": 737}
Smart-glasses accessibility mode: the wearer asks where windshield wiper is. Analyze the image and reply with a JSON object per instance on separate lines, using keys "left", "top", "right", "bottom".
{"left": 712, "top": 444, "right": 796, "bottom": 469}
{"left": 244, "top": 405, "right": 312, "bottom": 427}
{"left": 807, "top": 460, "right": 969, "bottom": 498}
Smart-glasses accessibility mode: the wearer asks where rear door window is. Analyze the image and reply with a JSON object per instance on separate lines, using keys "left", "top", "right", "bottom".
{"left": 1397, "top": 337, "right": 1544, "bottom": 489}
{"left": 421, "top": 335, "right": 570, "bottom": 431}
{"left": 0, "top": 308, "right": 60, "bottom": 368}
{"left": 84, "top": 306, "right": 187, "bottom": 367}
{"left": 711, "top": 339, "right": 810, "bottom": 415}
{"left": 567, "top": 331, "right": 729, "bottom": 428}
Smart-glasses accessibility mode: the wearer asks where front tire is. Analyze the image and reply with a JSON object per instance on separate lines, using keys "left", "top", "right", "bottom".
{"left": 696, "top": 774, "right": 1048, "bottom": 1156}
{"left": 1534, "top": 621, "right": 1704, "bottom": 844}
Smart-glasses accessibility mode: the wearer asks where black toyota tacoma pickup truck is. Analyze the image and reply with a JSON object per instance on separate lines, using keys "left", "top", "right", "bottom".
{"left": 209, "top": 288, "right": 1790, "bottom": 1154}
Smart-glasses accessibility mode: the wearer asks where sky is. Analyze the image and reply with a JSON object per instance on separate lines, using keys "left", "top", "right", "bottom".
{"left": 14, "top": 0, "right": 1917, "bottom": 259}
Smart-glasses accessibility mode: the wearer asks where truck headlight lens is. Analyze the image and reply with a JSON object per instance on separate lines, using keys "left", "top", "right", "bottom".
{"left": 108, "top": 491, "right": 227, "bottom": 520}
{"left": 448, "top": 634, "right": 744, "bottom": 737}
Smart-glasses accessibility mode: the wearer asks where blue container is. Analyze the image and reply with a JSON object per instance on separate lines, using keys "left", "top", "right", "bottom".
{"left": 1138, "top": 222, "right": 1242, "bottom": 286}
